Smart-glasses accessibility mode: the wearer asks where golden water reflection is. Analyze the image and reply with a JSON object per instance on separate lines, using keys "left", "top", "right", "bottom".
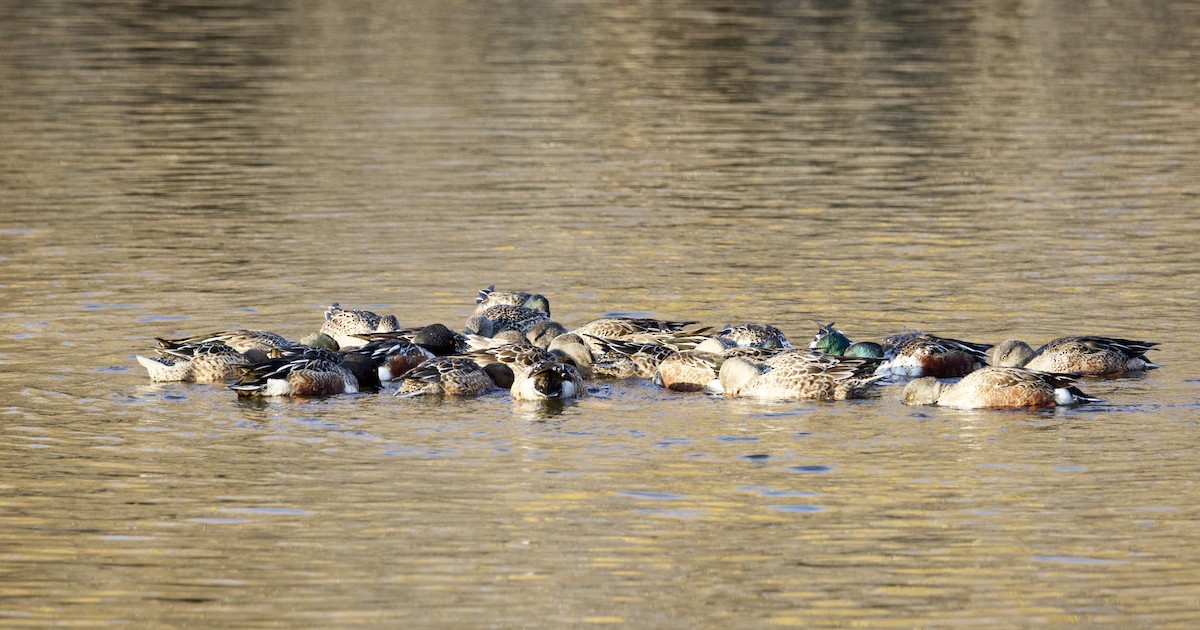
{"left": 2, "top": 0, "right": 1199, "bottom": 626}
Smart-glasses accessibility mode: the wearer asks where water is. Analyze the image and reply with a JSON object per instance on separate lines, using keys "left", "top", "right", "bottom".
{"left": 3, "top": 0, "right": 1200, "bottom": 626}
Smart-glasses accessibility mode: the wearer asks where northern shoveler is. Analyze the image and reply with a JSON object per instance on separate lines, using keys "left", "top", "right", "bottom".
{"left": 350, "top": 324, "right": 469, "bottom": 356}
{"left": 654, "top": 350, "right": 724, "bottom": 393}
{"left": 718, "top": 350, "right": 884, "bottom": 401}
{"left": 569, "top": 318, "right": 709, "bottom": 377}
{"left": 991, "top": 336, "right": 1160, "bottom": 375}
{"left": 810, "top": 323, "right": 977, "bottom": 376}
{"left": 230, "top": 347, "right": 362, "bottom": 397}
{"left": 715, "top": 323, "right": 793, "bottom": 349}
{"left": 807, "top": 322, "right": 883, "bottom": 358}
{"left": 319, "top": 303, "right": 401, "bottom": 350}
{"left": 571, "top": 317, "right": 707, "bottom": 341}
{"left": 516, "top": 358, "right": 587, "bottom": 400}
{"left": 581, "top": 335, "right": 680, "bottom": 379}
{"left": 877, "top": 331, "right": 991, "bottom": 378}
{"left": 526, "top": 320, "right": 569, "bottom": 349}
{"left": 296, "top": 332, "right": 340, "bottom": 352}
{"left": 475, "top": 285, "right": 551, "bottom": 316}
{"left": 410, "top": 324, "right": 470, "bottom": 355}
{"left": 137, "top": 340, "right": 249, "bottom": 382}
{"left": 467, "top": 336, "right": 589, "bottom": 400}
{"left": 393, "top": 356, "right": 496, "bottom": 397}
{"left": 465, "top": 305, "right": 552, "bottom": 338}
{"left": 347, "top": 337, "right": 435, "bottom": 382}
{"left": 156, "top": 329, "right": 294, "bottom": 355}
{"left": 654, "top": 346, "right": 788, "bottom": 393}
{"left": 902, "top": 366, "right": 1101, "bottom": 409}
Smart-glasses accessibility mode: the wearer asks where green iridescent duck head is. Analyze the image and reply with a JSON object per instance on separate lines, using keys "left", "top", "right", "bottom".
{"left": 843, "top": 341, "right": 883, "bottom": 359}
{"left": 808, "top": 322, "right": 853, "bottom": 355}
{"left": 523, "top": 294, "right": 551, "bottom": 316}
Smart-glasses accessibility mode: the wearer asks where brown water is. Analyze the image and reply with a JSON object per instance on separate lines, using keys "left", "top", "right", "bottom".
{"left": 2, "top": 0, "right": 1200, "bottom": 626}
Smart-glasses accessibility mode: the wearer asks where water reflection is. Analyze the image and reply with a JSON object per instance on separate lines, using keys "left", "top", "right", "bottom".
{"left": 513, "top": 397, "right": 580, "bottom": 421}
{"left": 2, "top": 0, "right": 1200, "bottom": 626}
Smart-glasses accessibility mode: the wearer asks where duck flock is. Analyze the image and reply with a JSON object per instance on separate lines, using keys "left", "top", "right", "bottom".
{"left": 135, "top": 286, "right": 1161, "bottom": 410}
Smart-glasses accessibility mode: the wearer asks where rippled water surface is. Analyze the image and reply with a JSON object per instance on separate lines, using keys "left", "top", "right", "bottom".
{"left": 3, "top": 0, "right": 1200, "bottom": 626}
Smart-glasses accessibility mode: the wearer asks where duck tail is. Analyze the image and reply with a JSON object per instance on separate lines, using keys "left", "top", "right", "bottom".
{"left": 137, "top": 354, "right": 191, "bottom": 382}
{"left": 1056, "top": 385, "right": 1102, "bottom": 406}
{"left": 476, "top": 285, "right": 496, "bottom": 305}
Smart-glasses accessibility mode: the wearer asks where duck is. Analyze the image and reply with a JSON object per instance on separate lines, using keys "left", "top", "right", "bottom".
{"left": 569, "top": 317, "right": 709, "bottom": 378}
{"left": 580, "top": 335, "right": 681, "bottom": 379}
{"left": 517, "top": 358, "right": 587, "bottom": 401}
{"left": 351, "top": 323, "right": 470, "bottom": 356}
{"left": 467, "top": 336, "right": 589, "bottom": 400}
{"left": 347, "top": 337, "right": 435, "bottom": 382}
{"left": 571, "top": 317, "right": 706, "bottom": 341}
{"left": 902, "top": 366, "right": 1101, "bottom": 409}
{"left": 154, "top": 329, "right": 296, "bottom": 357}
{"left": 809, "top": 323, "right": 985, "bottom": 377}
{"left": 654, "top": 345, "right": 788, "bottom": 393}
{"left": 319, "top": 303, "right": 401, "bottom": 350}
{"left": 654, "top": 350, "right": 724, "bottom": 392}
{"left": 806, "top": 322, "right": 884, "bottom": 358}
{"left": 713, "top": 323, "right": 793, "bottom": 349}
{"left": 526, "top": 320, "right": 569, "bottom": 349}
{"left": 230, "top": 347, "right": 368, "bottom": 397}
{"left": 469, "top": 332, "right": 594, "bottom": 374}
{"left": 136, "top": 340, "right": 249, "bottom": 383}
{"left": 465, "top": 305, "right": 552, "bottom": 338}
{"left": 991, "top": 336, "right": 1159, "bottom": 375}
{"left": 393, "top": 356, "right": 497, "bottom": 397}
{"left": 718, "top": 350, "right": 884, "bottom": 401}
{"left": 877, "top": 331, "right": 991, "bottom": 378}
{"left": 474, "top": 285, "right": 551, "bottom": 316}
